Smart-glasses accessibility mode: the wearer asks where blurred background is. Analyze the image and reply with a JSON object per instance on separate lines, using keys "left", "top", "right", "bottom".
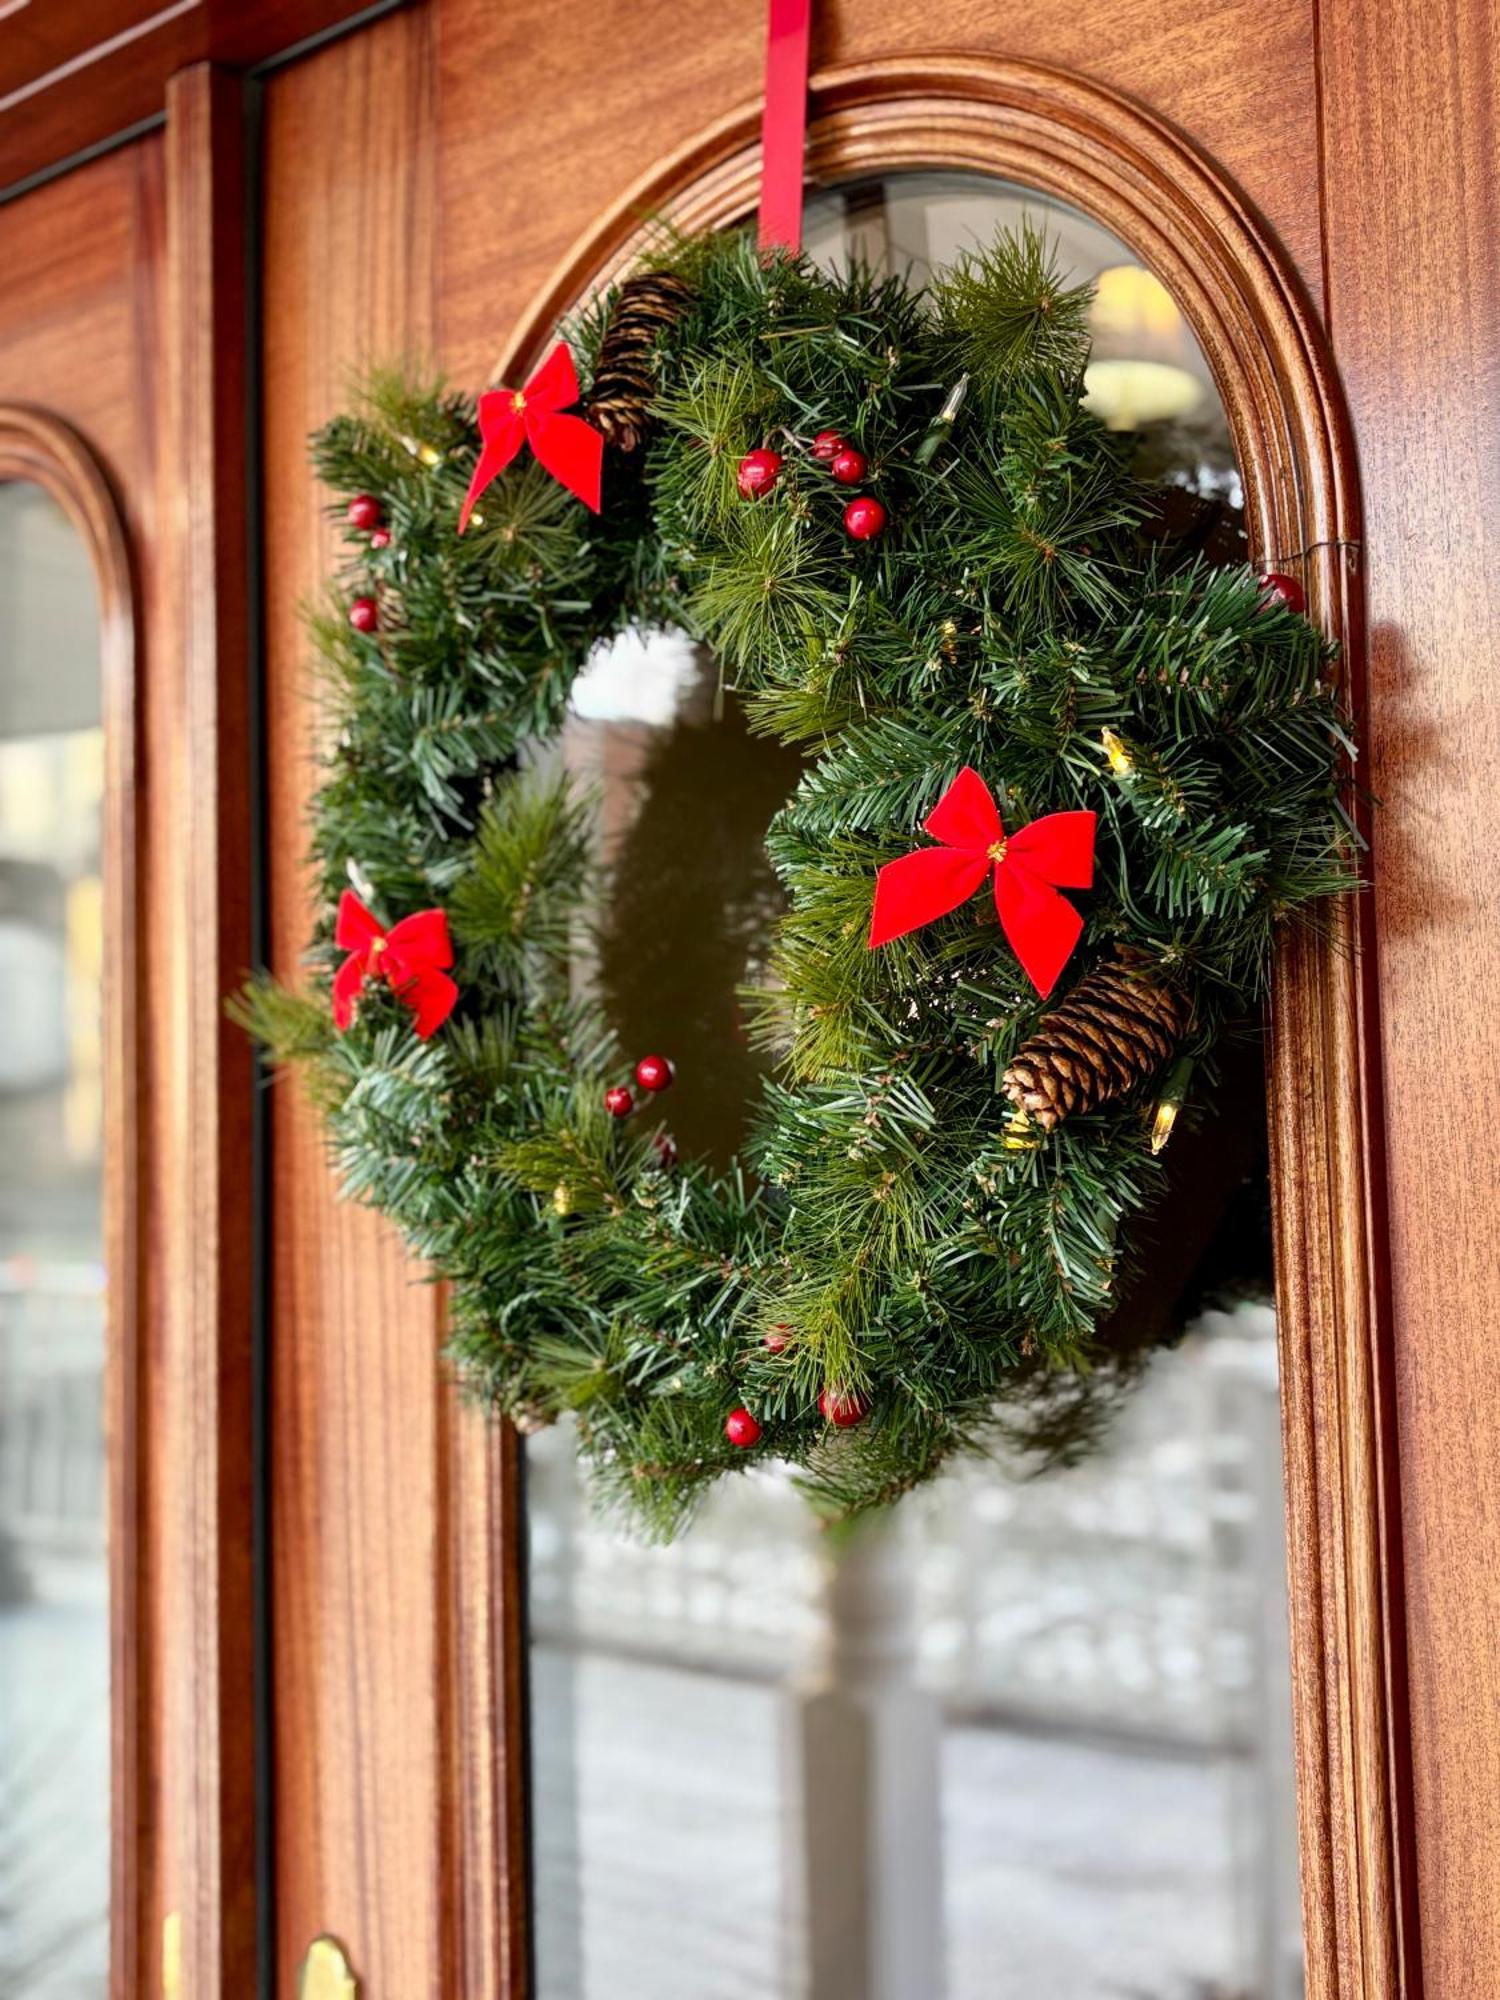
{"left": 0, "top": 479, "right": 109, "bottom": 1996}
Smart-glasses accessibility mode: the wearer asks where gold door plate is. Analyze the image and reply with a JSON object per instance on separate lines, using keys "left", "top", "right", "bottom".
{"left": 300, "top": 1934, "right": 359, "bottom": 2000}
{"left": 162, "top": 1912, "right": 181, "bottom": 1999}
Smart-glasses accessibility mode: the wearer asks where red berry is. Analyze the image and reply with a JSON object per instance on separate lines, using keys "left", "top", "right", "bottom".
{"left": 819, "top": 1386, "right": 870, "bottom": 1428}
{"left": 1258, "top": 570, "right": 1306, "bottom": 616}
{"left": 634, "top": 1053, "right": 674, "bottom": 1093}
{"left": 604, "top": 1085, "right": 634, "bottom": 1118}
{"left": 842, "top": 496, "right": 887, "bottom": 542}
{"left": 652, "top": 1130, "right": 679, "bottom": 1169}
{"left": 763, "top": 1325, "right": 791, "bottom": 1354}
{"left": 724, "top": 1406, "right": 763, "bottom": 1449}
{"left": 829, "top": 446, "right": 867, "bottom": 485}
{"left": 347, "top": 493, "right": 383, "bottom": 531}
{"left": 348, "top": 595, "right": 379, "bottom": 633}
{"left": 811, "top": 429, "right": 845, "bottom": 462}
{"left": 370, "top": 527, "right": 392, "bottom": 550}
{"left": 736, "top": 447, "right": 783, "bottom": 499}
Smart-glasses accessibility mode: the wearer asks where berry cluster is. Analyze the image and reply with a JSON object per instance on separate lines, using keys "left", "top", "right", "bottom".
{"left": 603, "top": 1051, "right": 675, "bottom": 1120}
{"left": 736, "top": 426, "right": 888, "bottom": 541}
{"left": 601, "top": 1055, "right": 875, "bottom": 1450}
{"left": 722, "top": 1383, "right": 871, "bottom": 1452}
{"left": 345, "top": 492, "right": 391, "bottom": 633}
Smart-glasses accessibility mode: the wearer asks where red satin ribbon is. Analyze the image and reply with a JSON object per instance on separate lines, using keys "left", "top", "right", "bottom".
{"left": 758, "top": 0, "right": 812, "bottom": 253}
{"left": 460, "top": 342, "right": 603, "bottom": 528}
{"left": 867, "top": 767, "right": 1096, "bottom": 998}
{"left": 332, "top": 890, "right": 459, "bottom": 1039}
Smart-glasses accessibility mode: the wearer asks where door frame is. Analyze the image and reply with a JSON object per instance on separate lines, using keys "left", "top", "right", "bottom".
{"left": 493, "top": 56, "right": 1409, "bottom": 2000}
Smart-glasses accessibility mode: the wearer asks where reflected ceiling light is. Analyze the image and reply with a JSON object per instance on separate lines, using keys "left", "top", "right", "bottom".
{"left": 1083, "top": 263, "right": 1205, "bottom": 432}
{"left": 1084, "top": 358, "right": 1204, "bottom": 431}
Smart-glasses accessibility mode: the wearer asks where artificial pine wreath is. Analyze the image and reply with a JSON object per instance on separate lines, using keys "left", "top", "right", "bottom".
{"left": 237, "top": 225, "right": 1352, "bottom": 1537}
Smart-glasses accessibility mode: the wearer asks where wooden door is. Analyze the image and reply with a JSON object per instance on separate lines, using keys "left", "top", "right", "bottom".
{"left": 2, "top": 0, "right": 1493, "bottom": 1995}
{"left": 255, "top": 5, "right": 1499, "bottom": 1995}
{"left": 0, "top": 77, "right": 259, "bottom": 2000}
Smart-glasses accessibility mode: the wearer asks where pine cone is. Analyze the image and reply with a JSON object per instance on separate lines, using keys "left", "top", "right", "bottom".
{"left": 1001, "top": 948, "right": 1193, "bottom": 1131}
{"left": 583, "top": 270, "right": 694, "bottom": 452}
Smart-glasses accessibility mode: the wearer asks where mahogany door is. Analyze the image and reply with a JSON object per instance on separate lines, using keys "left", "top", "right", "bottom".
{"left": 1, "top": 0, "right": 1494, "bottom": 1996}
{"left": 253, "top": 4, "right": 1499, "bottom": 1995}
{"left": 253, "top": 4, "right": 1500, "bottom": 1997}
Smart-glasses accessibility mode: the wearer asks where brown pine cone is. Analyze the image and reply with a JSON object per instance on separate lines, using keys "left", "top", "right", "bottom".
{"left": 583, "top": 270, "right": 694, "bottom": 453}
{"left": 1001, "top": 948, "right": 1193, "bottom": 1132}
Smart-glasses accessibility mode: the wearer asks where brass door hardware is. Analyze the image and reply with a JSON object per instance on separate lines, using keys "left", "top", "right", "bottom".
{"left": 162, "top": 1912, "right": 181, "bottom": 1999}
{"left": 299, "top": 1934, "right": 359, "bottom": 1999}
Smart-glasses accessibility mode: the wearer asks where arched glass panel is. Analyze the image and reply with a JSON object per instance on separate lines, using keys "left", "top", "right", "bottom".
{"left": 530, "top": 173, "right": 1301, "bottom": 2000}
{"left": 0, "top": 481, "right": 108, "bottom": 1995}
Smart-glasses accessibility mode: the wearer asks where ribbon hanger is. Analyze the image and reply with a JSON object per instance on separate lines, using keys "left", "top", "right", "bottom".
{"left": 758, "top": 0, "right": 813, "bottom": 253}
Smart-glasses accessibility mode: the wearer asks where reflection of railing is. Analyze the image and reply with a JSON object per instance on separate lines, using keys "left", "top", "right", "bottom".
{"left": 529, "top": 1302, "right": 1286, "bottom": 1752}
{"left": 0, "top": 1267, "right": 110, "bottom": 1995}
{"left": 0, "top": 1689, "right": 109, "bottom": 1992}
{"left": 0, "top": 1266, "right": 105, "bottom": 1570}
{"left": 528, "top": 1300, "right": 1305, "bottom": 1999}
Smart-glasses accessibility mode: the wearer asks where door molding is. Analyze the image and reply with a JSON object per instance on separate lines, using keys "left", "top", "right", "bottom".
{"left": 495, "top": 54, "right": 1407, "bottom": 2000}
{"left": 0, "top": 404, "right": 146, "bottom": 1999}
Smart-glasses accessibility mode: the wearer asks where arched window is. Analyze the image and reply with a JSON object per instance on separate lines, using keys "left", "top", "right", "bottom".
{"left": 501, "top": 60, "right": 1389, "bottom": 2000}
{"left": 0, "top": 407, "right": 138, "bottom": 1999}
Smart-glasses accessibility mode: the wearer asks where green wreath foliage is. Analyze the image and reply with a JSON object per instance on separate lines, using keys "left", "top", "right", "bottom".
{"left": 238, "top": 226, "right": 1353, "bottom": 1537}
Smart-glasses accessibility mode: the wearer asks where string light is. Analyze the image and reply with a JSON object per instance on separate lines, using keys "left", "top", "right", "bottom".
{"left": 915, "top": 373, "right": 971, "bottom": 464}
{"left": 1002, "top": 1105, "right": 1039, "bottom": 1152}
{"left": 1150, "top": 1057, "right": 1194, "bottom": 1154}
{"left": 398, "top": 432, "right": 445, "bottom": 468}
{"left": 1101, "top": 727, "right": 1134, "bottom": 778}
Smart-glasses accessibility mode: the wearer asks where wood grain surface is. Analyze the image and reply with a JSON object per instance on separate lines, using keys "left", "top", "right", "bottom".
{"left": 1319, "top": 3, "right": 1500, "bottom": 1992}
{"left": 1, "top": 0, "right": 1482, "bottom": 1990}
{"left": 158, "top": 62, "right": 259, "bottom": 2000}
{"left": 250, "top": 2, "right": 1421, "bottom": 1993}
{"left": 0, "top": 0, "right": 381, "bottom": 194}
{"left": 0, "top": 103, "right": 264, "bottom": 1999}
{"left": 436, "top": 0, "right": 1326, "bottom": 385}
{"left": 260, "top": 14, "right": 458, "bottom": 1995}
{"left": 0, "top": 133, "right": 174, "bottom": 2000}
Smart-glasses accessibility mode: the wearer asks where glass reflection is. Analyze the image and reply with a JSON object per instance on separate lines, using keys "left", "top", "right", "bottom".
{"left": 531, "top": 175, "right": 1302, "bottom": 2000}
{"left": 565, "top": 629, "right": 803, "bottom": 1168}
{"left": 0, "top": 482, "right": 108, "bottom": 1996}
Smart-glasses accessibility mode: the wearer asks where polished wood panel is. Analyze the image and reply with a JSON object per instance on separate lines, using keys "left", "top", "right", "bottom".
{"left": 249, "top": 2, "right": 1402, "bottom": 1993}
{"left": 0, "top": 133, "right": 169, "bottom": 2000}
{"left": 0, "top": 0, "right": 163, "bottom": 96}
{"left": 0, "top": 0, "right": 382, "bottom": 194}
{"left": 253, "top": 1, "right": 1492, "bottom": 1994}
{"left": 259, "top": 13, "right": 485, "bottom": 1994}
{"left": 159, "top": 61, "right": 258, "bottom": 2000}
{"left": 440, "top": 1413, "right": 532, "bottom": 1998}
{"left": 1319, "top": 3, "right": 1500, "bottom": 1992}
{"left": 435, "top": 0, "right": 1325, "bottom": 389}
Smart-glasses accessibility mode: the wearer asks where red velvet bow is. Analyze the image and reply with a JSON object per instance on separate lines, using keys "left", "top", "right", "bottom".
{"left": 868, "top": 767, "right": 1096, "bottom": 998}
{"left": 332, "top": 891, "right": 458, "bottom": 1039}
{"left": 459, "top": 342, "right": 603, "bottom": 529}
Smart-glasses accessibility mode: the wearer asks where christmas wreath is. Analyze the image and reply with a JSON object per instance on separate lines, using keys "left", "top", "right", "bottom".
{"left": 238, "top": 226, "right": 1352, "bottom": 1536}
